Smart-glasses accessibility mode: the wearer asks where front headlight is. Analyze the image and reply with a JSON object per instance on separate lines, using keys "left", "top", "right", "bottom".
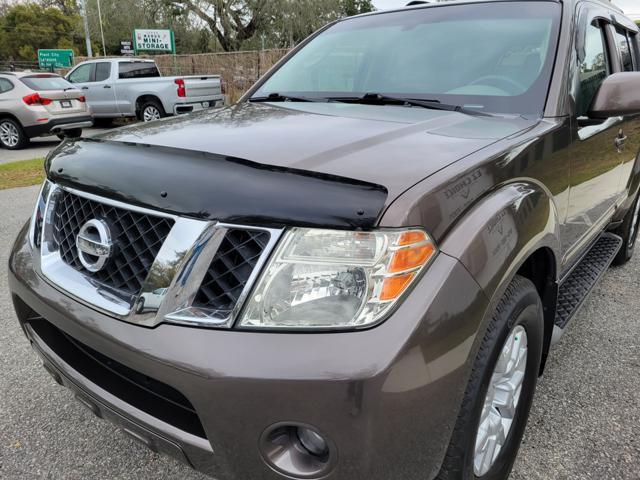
{"left": 238, "top": 228, "right": 437, "bottom": 330}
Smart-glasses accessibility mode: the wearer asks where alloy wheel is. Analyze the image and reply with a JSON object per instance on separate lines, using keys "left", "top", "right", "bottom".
{"left": 474, "top": 325, "right": 528, "bottom": 477}
{"left": 143, "top": 106, "right": 161, "bottom": 122}
{"left": 0, "top": 121, "right": 19, "bottom": 148}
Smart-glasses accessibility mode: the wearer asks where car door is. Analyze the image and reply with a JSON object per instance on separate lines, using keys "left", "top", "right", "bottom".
{"left": 88, "top": 62, "right": 117, "bottom": 116}
{"left": 67, "top": 62, "right": 117, "bottom": 116}
{"left": 561, "top": 6, "right": 630, "bottom": 264}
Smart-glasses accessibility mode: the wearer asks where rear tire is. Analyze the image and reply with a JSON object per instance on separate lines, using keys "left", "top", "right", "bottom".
{"left": 437, "top": 276, "right": 544, "bottom": 480}
{"left": 612, "top": 190, "right": 640, "bottom": 266}
{"left": 138, "top": 100, "right": 165, "bottom": 122}
{"left": 0, "top": 118, "right": 29, "bottom": 150}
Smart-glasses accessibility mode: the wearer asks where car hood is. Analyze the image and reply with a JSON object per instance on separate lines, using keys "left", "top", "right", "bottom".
{"left": 98, "top": 102, "right": 535, "bottom": 197}
{"left": 48, "top": 102, "right": 537, "bottom": 229}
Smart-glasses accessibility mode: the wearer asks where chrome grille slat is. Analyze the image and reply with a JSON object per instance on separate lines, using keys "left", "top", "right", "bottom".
{"left": 52, "top": 190, "right": 174, "bottom": 297}
{"left": 193, "top": 229, "right": 271, "bottom": 311}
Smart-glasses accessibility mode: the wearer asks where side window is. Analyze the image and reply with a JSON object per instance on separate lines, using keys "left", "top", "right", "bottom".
{"left": 94, "top": 62, "right": 111, "bottom": 82}
{"left": 68, "top": 64, "right": 93, "bottom": 83}
{"left": 578, "top": 23, "right": 609, "bottom": 117}
{"left": 118, "top": 62, "right": 161, "bottom": 79}
{"left": 0, "top": 78, "right": 14, "bottom": 93}
{"left": 615, "top": 29, "right": 634, "bottom": 72}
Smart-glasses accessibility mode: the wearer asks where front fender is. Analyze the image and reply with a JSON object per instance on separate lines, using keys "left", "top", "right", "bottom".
{"left": 438, "top": 182, "right": 561, "bottom": 301}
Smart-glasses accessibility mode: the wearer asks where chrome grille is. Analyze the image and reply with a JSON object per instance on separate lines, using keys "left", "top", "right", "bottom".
{"left": 193, "top": 229, "right": 271, "bottom": 312}
{"left": 52, "top": 190, "right": 174, "bottom": 297}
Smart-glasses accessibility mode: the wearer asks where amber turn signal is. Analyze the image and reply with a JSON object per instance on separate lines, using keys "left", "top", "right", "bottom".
{"left": 380, "top": 230, "right": 436, "bottom": 301}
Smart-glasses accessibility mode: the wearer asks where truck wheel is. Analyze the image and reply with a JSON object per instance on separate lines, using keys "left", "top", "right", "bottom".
{"left": 0, "top": 118, "right": 29, "bottom": 150}
{"left": 437, "top": 275, "right": 543, "bottom": 480}
{"left": 138, "top": 100, "right": 165, "bottom": 122}
{"left": 612, "top": 191, "right": 640, "bottom": 266}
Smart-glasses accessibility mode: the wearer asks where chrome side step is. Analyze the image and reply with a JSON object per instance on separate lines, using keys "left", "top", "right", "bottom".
{"left": 551, "top": 233, "right": 622, "bottom": 346}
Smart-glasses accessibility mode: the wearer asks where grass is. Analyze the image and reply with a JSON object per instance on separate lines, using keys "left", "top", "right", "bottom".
{"left": 0, "top": 158, "right": 45, "bottom": 190}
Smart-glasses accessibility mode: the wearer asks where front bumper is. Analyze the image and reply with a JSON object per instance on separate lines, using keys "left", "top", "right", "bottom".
{"left": 9, "top": 222, "right": 488, "bottom": 480}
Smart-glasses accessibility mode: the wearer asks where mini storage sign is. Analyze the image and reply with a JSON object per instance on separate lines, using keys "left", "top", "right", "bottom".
{"left": 134, "top": 29, "right": 175, "bottom": 53}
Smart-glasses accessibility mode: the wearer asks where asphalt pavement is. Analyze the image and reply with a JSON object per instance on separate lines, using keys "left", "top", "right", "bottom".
{"left": 0, "top": 186, "right": 638, "bottom": 479}
{"left": 0, "top": 129, "right": 110, "bottom": 164}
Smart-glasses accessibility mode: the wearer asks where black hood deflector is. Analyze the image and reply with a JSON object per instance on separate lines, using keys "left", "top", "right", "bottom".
{"left": 46, "top": 139, "right": 388, "bottom": 230}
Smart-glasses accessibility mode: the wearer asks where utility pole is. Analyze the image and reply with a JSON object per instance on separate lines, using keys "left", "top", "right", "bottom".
{"left": 80, "top": 0, "right": 93, "bottom": 57}
{"left": 97, "top": 0, "right": 107, "bottom": 56}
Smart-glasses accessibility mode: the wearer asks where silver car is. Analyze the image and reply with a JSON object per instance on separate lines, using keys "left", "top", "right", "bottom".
{"left": 0, "top": 72, "right": 93, "bottom": 150}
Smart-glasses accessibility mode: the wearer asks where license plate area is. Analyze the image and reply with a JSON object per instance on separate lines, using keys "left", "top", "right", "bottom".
{"left": 60, "top": 100, "right": 72, "bottom": 108}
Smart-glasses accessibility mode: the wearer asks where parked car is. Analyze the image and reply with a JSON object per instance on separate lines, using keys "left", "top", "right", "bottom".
{"left": 0, "top": 72, "right": 92, "bottom": 150}
{"left": 8, "top": 1, "right": 640, "bottom": 479}
{"left": 65, "top": 58, "right": 225, "bottom": 123}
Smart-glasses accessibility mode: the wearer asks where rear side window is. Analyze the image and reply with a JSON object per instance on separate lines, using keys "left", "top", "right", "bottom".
{"left": 578, "top": 23, "right": 609, "bottom": 116}
{"left": 615, "top": 29, "right": 634, "bottom": 72}
{"left": 95, "top": 62, "right": 111, "bottom": 82}
{"left": 20, "top": 75, "right": 73, "bottom": 91}
{"left": 68, "top": 64, "right": 92, "bottom": 83}
{"left": 118, "top": 62, "right": 160, "bottom": 79}
{"left": 0, "top": 78, "right": 14, "bottom": 93}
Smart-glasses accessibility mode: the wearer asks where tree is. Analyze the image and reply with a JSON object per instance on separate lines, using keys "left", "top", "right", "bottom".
{"left": 341, "top": 0, "right": 375, "bottom": 17}
{"left": 0, "top": 3, "right": 85, "bottom": 60}
{"left": 167, "top": 0, "right": 376, "bottom": 52}
{"left": 168, "top": 0, "right": 268, "bottom": 52}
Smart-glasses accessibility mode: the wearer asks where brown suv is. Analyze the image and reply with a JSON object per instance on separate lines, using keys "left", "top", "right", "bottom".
{"left": 8, "top": 1, "right": 640, "bottom": 479}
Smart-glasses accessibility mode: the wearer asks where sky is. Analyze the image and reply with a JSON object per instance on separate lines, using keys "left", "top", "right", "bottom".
{"left": 373, "top": 0, "right": 640, "bottom": 18}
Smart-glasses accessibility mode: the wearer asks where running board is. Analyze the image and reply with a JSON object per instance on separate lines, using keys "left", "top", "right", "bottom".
{"left": 551, "top": 233, "right": 622, "bottom": 345}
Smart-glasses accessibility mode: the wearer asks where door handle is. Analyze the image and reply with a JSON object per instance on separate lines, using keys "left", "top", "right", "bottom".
{"left": 81, "top": 86, "right": 89, "bottom": 90}
{"left": 103, "top": 85, "right": 112, "bottom": 89}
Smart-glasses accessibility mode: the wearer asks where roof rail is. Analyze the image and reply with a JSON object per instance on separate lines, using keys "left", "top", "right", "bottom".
{"left": 406, "top": 1, "right": 430, "bottom": 5}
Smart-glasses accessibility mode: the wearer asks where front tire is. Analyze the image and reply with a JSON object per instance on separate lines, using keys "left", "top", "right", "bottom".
{"left": 0, "top": 118, "right": 29, "bottom": 150}
{"left": 612, "top": 190, "right": 640, "bottom": 266}
{"left": 438, "top": 275, "right": 544, "bottom": 480}
{"left": 138, "top": 100, "right": 165, "bottom": 122}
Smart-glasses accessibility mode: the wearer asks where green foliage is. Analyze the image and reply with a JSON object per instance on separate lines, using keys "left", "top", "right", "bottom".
{"left": 84, "top": 0, "right": 214, "bottom": 55}
{"left": 341, "top": 0, "right": 375, "bottom": 17}
{"left": 0, "top": 3, "right": 85, "bottom": 61}
{"left": 0, "top": 0, "right": 377, "bottom": 59}
{"left": 169, "top": 0, "right": 377, "bottom": 52}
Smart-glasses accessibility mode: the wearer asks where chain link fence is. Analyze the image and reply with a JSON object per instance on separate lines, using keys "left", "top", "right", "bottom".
{"left": 0, "top": 60, "right": 55, "bottom": 73}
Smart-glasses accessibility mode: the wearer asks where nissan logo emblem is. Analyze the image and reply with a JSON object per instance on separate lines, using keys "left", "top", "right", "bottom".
{"left": 76, "top": 219, "right": 114, "bottom": 273}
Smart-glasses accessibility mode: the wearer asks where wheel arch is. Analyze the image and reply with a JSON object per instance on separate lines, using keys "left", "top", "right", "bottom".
{"left": 135, "top": 94, "right": 165, "bottom": 115}
{"left": 0, "top": 112, "right": 24, "bottom": 126}
{"left": 439, "top": 181, "right": 560, "bottom": 374}
{"left": 612, "top": 149, "right": 640, "bottom": 224}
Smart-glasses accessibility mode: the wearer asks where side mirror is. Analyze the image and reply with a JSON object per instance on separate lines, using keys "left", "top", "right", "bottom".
{"left": 589, "top": 72, "right": 640, "bottom": 119}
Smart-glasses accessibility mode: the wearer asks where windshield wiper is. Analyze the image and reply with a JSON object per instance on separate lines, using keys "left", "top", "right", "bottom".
{"left": 332, "top": 93, "right": 494, "bottom": 117}
{"left": 249, "top": 93, "right": 327, "bottom": 103}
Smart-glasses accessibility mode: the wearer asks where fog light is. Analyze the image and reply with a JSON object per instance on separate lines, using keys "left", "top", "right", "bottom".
{"left": 260, "top": 423, "right": 336, "bottom": 478}
{"left": 297, "top": 427, "right": 328, "bottom": 458}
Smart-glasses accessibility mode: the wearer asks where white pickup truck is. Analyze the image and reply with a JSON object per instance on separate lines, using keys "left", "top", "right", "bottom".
{"left": 65, "top": 58, "right": 225, "bottom": 122}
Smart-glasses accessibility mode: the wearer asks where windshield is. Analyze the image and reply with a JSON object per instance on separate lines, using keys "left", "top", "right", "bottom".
{"left": 253, "top": 2, "right": 561, "bottom": 115}
{"left": 21, "top": 75, "right": 75, "bottom": 91}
